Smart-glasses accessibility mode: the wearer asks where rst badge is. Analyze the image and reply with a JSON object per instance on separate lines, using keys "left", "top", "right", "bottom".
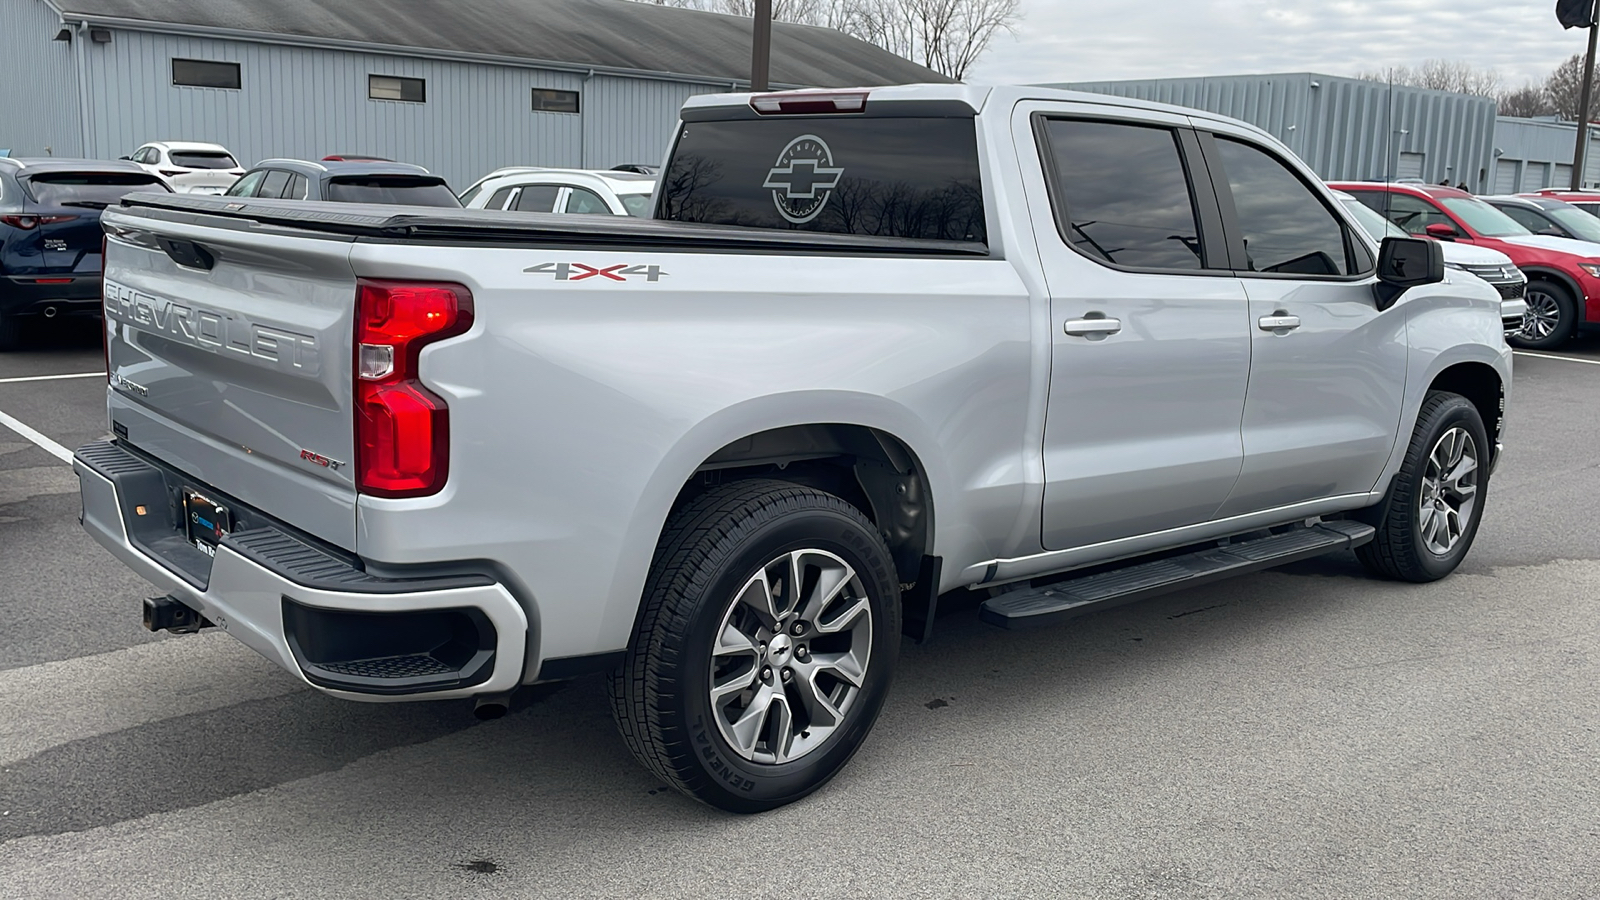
{"left": 523, "top": 263, "right": 668, "bottom": 283}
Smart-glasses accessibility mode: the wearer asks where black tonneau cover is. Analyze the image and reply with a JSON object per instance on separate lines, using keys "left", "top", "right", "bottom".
{"left": 113, "top": 192, "right": 989, "bottom": 257}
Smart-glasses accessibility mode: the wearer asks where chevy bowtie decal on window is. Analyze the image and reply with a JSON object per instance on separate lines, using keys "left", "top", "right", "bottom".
{"left": 764, "top": 134, "right": 844, "bottom": 224}
{"left": 523, "top": 263, "right": 668, "bottom": 282}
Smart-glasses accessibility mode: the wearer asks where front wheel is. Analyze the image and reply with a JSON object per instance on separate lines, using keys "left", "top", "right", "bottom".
{"left": 1511, "top": 281, "right": 1577, "bottom": 350}
{"left": 1357, "top": 391, "right": 1490, "bottom": 583}
{"left": 609, "top": 479, "right": 901, "bottom": 813}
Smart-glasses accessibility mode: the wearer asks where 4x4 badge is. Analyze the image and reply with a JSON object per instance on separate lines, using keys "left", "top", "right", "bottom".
{"left": 523, "top": 263, "right": 668, "bottom": 283}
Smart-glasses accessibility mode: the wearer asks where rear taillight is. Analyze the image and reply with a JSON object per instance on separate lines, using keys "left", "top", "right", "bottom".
{"left": 1, "top": 214, "right": 76, "bottom": 229}
{"left": 749, "top": 90, "right": 869, "bottom": 115}
{"left": 353, "top": 279, "right": 474, "bottom": 497}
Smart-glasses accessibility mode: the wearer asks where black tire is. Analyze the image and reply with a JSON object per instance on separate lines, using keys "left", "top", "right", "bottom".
{"left": 0, "top": 313, "right": 22, "bottom": 351}
{"left": 1510, "top": 280, "right": 1577, "bottom": 350}
{"left": 1357, "top": 391, "right": 1490, "bottom": 583}
{"left": 609, "top": 478, "right": 901, "bottom": 813}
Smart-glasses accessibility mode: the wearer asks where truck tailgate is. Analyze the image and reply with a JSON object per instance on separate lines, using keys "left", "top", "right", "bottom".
{"left": 101, "top": 205, "right": 360, "bottom": 548}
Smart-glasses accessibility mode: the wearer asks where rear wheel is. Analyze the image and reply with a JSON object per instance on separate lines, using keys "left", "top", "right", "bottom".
{"left": 1357, "top": 391, "right": 1489, "bottom": 583}
{"left": 609, "top": 479, "right": 900, "bottom": 813}
{"left": 0, "top": 312, "right": 23, "bottom": 351}
{"left": 1512, "top": 281, "right": 1577, "bottom": 349}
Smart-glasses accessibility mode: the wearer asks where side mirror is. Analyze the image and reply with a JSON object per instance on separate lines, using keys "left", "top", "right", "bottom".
{"left": 1374, "top": 236, "right": 1445, "bottom": 311}
{"left": 1424, "top": 222, "right": 1458, "bottom": 240}
{"left": 118, "top": 155, "right": 132, "bottom": 161}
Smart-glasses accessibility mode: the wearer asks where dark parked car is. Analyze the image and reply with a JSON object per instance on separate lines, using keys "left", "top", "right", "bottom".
{"left": 322, "top": 154, "right": 392, "bottom": 162}
{"left": 1482, "top": 194, "right": 1600, "bottom": 245}
{"left": 0, "top": 157, "right": 170, "bottom": 348}
{"left": 224, "top": 159, "right": 461, "bottom": 207}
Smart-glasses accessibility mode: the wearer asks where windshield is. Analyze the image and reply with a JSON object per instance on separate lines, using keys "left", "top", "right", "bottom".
{"left": 169, "top": 151, "right": 238, "bottom": 169}
{"left": 620, "top": 193, "right": 653, "bottom": 217}
{"left": 25, "top": 172, "right": 170, "bottom": 207}
{"left": 1545, "top": 205, "right": 1600, "bottom": 242}
{"left": 325, "top": 177, "right": 461, "bottom": 207}
{"left": 1439, "top": 197, "right": 1530, "bottom": 237}
{"left": 1341, "top": 198, "right": 1407, "bottom": 241}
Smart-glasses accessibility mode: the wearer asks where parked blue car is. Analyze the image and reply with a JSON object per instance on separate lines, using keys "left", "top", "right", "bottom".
{"left": 0, "top": 157, "right": 169, "bottom": 348}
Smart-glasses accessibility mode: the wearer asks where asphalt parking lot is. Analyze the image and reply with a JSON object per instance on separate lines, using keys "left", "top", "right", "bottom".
{"left": 2, "top": 323, "right": 1598, "bottom": 899}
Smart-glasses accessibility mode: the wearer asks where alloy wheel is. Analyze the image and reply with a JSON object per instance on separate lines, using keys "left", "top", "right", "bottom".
{"left": 708, "top": 549, "right": 873, "bottom": 765}
{"left": 1418, "top": 426, "right": 1479, "bottom": 556}
{"left": 1520, "top": 288, "right": 1563, "bottom": 342}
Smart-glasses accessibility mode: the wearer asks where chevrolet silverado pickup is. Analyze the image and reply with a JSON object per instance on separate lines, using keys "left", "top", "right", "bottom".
{"left": 77, "top": 85, "right": 1511, "bottom": 813}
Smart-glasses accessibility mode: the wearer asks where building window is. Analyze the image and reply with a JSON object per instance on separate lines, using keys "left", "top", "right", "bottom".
{"left": 532, "top": 88, "right": 580, "bottom": 114}
{"left": 172, "top": 58, "right": 241, "bottom": 90}
{"left": 369, "top": 75, "right": 425, "bottom": 103}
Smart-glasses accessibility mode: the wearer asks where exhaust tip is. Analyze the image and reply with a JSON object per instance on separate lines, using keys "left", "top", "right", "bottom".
{"left": 473, "top": 694, "right": 512, "bottom": 720}
{"left": 42, "top": 305, "right": 58, "bottom": 318}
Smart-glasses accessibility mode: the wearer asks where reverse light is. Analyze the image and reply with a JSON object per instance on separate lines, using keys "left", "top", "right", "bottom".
{"left": 353, "top": 279, "right": 473, "bottom": 498}
{"left": 750, "top": 90, "right": 869, "bottom": 115}
{"left": 1578, "top": 262, "right": 1600, "bottom": 279}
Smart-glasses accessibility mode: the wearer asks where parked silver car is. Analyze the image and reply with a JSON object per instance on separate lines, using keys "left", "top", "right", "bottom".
{"left": 459, "top": 167, "right": 654, "bottom": 216}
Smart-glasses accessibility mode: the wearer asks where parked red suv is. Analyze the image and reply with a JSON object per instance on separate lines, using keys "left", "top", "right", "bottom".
{"left": 1530, "top": 188, "right": 1600, "bottom": 218}
{"left": 1333, "top": 182, "right": 1600, "bottom": 348}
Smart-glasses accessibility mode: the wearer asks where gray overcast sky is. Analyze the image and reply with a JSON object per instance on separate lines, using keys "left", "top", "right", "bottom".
{"left": 966, "top": 0, "right": 1589, "bottom": 88}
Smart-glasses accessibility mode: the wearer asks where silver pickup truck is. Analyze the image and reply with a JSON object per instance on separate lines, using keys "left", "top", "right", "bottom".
{"left": 77, "top": 85, "right": 1511, "bottom": 812}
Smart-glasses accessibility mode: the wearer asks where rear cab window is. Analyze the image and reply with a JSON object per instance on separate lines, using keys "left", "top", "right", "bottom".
{"left": 24, "top": 172, "right": 170, "bottom": 207}
{"left": 658, "top": 111, "right": 986, "bottom": 244}
{"left": 325, "top": 176, "right": 461, "bottom": 207}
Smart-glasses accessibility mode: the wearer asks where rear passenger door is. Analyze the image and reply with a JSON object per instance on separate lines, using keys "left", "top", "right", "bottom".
{"left": 1196, "top": 127, "right": 1406, "bottom": 516}
{"left": 1020, "top": 103, "right": 1253, "bottom": 550}
{"left": 512, "top": 183, "right": 561, "bottom": 213}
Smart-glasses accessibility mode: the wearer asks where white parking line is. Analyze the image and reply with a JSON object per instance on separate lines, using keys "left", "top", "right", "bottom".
{"left": 0, "top": 371, "right": 104, "bottom": 385}
{"left": 0, "top": 406, "right": 74, "bottom": 463}
{"left": 1515, "top": 351, "right": 1600, "bottom": 367}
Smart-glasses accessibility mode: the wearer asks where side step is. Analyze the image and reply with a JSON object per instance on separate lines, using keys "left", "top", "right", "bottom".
{"left": 979, "top": 521, "right": 1375, "bottom": 630}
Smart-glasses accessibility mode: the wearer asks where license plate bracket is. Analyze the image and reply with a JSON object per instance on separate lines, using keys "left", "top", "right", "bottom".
{"left": 183, "top": 488, "right": 232, "bottom": 557}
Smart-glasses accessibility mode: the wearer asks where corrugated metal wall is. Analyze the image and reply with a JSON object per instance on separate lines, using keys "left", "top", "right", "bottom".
{"left": 0, "top": 0, "right": 83, "bottom": 158}
{"left": 1491, "top": 117, "right": 1600, "bottom": 191}
{"left": 70, "top": 27, "right": 727, "bottom": 189}
{"left": 1059, "top": 74, "right": 1497, "bottom": 192}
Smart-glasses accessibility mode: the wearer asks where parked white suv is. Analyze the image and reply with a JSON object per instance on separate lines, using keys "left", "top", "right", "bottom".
{"left": 125, "top": 141, "right": 245, "bottom": 194}
{"left": 459, "top": 167, "right": 654, "bottom": 216}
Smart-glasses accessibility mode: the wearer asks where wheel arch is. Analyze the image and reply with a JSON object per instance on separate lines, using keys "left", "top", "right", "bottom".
{"left": 597, "top": 392, "right": 949, "bottom": 655}
{"left": 1520, "top": 266, "right": 1582, "bottom": 312}
{"left": 1427, "top": 361, "right": 1505, "bottom": 466}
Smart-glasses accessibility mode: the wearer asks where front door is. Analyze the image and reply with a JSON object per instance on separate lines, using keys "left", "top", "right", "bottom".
{"left": 1021, "top": 106, "right": 1253, "bottom": 551}
{"left": 1198, "top": 130, "right": 1409, "bottom": 517}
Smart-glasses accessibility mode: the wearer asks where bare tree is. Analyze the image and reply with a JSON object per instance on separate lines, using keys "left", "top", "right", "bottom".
{"left": 637, "top": 0, "right": 1019, "bottom": 80}
{"left": 1498, "top": 83, "right": 1554, "bottom": 119}
{"left": 1358, "top": 60, "right": 1501, "bottom": 98}
{"left": 1545, "top": 53, "right": 1600, "bottom": 122}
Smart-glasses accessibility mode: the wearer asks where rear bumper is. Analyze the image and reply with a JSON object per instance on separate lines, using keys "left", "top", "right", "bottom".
{"left": 74, "top": 440, "right": 528, "bottom": 702}
{"left": 1, "top": 275, "right": 102, "bottom": 316}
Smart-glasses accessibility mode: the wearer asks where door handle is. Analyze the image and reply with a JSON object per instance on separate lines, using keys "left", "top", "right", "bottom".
{"left": 1258, "top": 313, "right": 1301, "bottom": 332}
{"left": 1064, "top": 316, "right": 1122, "bottom": 336}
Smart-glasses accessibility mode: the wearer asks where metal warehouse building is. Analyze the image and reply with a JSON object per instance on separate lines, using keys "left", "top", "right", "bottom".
{"left": 1490, "top": 117, "right": 1600, "bottom": 192}
{"left": 1057, "top": 73, "right": 1499, "bottom": 193}
{"left": 0, "top": 0, "right": 942, "bottom": 189}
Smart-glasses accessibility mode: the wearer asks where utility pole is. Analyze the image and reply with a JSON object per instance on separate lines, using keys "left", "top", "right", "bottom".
{"left": 1562, "top": 0, "right": 1599, "bottom": 188}
{"left": 751, "top": 0, "right": 772, "bottom": 92}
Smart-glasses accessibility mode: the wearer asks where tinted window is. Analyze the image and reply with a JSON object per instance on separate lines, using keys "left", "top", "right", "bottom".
{"left": 1545, "top": 204, "right": 1600, "bottom": 241}
{"left": 1498, "top": 205, "right": 1555, "bottom": 235}
{"left": 169, "top": 151, "right": 238, "bottom": 169}
{"left": 172, "top": 58, "right": 240, "bottom": 89}
{"left": 659, "top": 117, "right": 985, "bottom": 243}
{"left": 225, "top": 170, "right": 265, "bottom": 197}
{"left": 566, "top": 187, "right": 612, "bottom": 214}
{"left": 325, "top": 177, "right": 460, "bottom": 207}
{"left": 1039, "top": 118, "right": 1203, "bottom": 270}
{"left": 24, "top": 172, "right": 169, "bottom": 207}
{"left": 287, "top": 173, "right": 308, "bottom": 199}
{"left": 1438, "top": 197, "right": 1530, "bottom": 237}
{"left": 1214, "top": 138, "right": 1351, "bottom": 276}
{"left": 1351, "top": 192, "right": 1450, "bottom": 235}
{"left": 486, "top": 186, "right": 515, "bottom": 209}
{"left": 258, "top": 170, "right": 291, "bottom": 199}
{"left": 620, "top": 193, "right": 653, "bottom": 217}
{"left": 513, "top": 184, "right": 559, "bottom": 212}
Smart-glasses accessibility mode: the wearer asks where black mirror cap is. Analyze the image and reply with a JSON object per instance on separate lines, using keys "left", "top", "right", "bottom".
{"left": 1374, "top": 236, "right": 1445, "bottom": 310}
